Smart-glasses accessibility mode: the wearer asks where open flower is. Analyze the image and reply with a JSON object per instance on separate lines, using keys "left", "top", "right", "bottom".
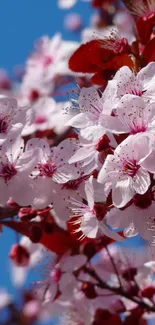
{"left": 107, "top": 62, "right": 155, "bottom": 104}
{"left": 26, "top": 137, "right": 81, "bottom": 184}
{"left": 0, "top": 126, "right": 42, "bottom": 206}
{"left": 67, "top": 86, "right": 117, "bottom": 140}
{"left": 0, "top": 96, "right": 28, "bottom": 141}
{"left": 67, "top": 176, "right": 124, "bottom": 240}
{"left": 34, "top": 253, "right": 87, "bottom": 303}
{"left": 98, "top": 134, "right": 152, "bottom": 208}
{"left": 100, "top": 94, "right": 155, "bottom": 135}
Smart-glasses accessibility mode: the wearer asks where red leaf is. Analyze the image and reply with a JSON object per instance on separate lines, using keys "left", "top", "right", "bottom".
{"left": 136, "top": 15, "right": 155, "bottom": 44}
{"left": 123, "top": 308, "right": 145, "bottom": 325}
{"left": 102, "top": 54, "right": 134, "bottom": 70}
{"left": 69, "top": 40, "right": 114, "bottom": 73}
{"left": 2, "top": 221, "right": 79, "bottom": 255}
{"left": 91, "top": 69, "right": 114, "bottom": 85}
{"left": 142, "top": 37, "right": 155, "bottom": 63}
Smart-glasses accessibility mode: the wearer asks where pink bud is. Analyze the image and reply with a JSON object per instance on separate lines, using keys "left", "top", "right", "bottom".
{"left": 64, "top": 13, "right": 82, "bottom": 32}
{"left": 7, "top": 199, "right": 20, "bottom": 209}
{"left": 23, "top": 300, "right": 40, "bottom": 321}
{"left": 50, "top": 268, "right": 62, "bottom": 283}
{"left": 9, "top": 244, "right": 30, "bottom": 266}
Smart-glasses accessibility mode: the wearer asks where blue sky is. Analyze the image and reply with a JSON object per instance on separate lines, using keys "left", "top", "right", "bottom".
{"left": 0, "top": 0, "right": 92, "bottom": 73}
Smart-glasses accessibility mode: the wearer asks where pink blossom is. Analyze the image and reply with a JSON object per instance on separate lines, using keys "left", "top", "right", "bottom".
{"left": 21, "top": 34, "right": 79, "bottom": 101}
{"left": 64, "top": 13, "right": 82, "bottom": 31}
{"left": 108, "top": 62, "right": 155, "bottom": 104}
{"left": 0, "top": 126, "right": 42, "bottom": 206}
{"left": 69, "top": 127, "right": 117, "bottom": 173}
{"left": 67, "top": 86, "right": 117, "bottom": 140}
{"left": 0, "top": 96, "right": 28, "bottom": 141}
{"left": 98, "top": 134, "right": 152, "bottom": 208}
{"left": 106, "top": 202, "right": 155, "bottom": 245}
{"left": 26, "top": 137, "right": 81, "bottom": 184}
{"left": 100, "top": 94, "right": 155, "bottom": 134}
{"left": 22, "top": 97, "right": 75, "bottom": 136}
{"left": 34, "top": 254, "right": 87, "bottom": 304}
{"left": 67, "top": 176, "right": 124, "bottom": 240}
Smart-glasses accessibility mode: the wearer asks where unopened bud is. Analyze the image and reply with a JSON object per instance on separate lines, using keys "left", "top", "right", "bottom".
{"left": 9, "top": 244, "right": 29, "bottom": 266}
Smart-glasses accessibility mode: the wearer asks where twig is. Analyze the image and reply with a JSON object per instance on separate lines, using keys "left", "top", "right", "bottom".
{"left": 85, "top": 267, "right": 155, "bottom": 313}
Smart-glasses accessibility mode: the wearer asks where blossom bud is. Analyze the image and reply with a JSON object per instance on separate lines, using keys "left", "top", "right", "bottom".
{"left": 141, "top": 286, "right": 155, "bottom": 299}
{"left": 83, "top": 242, "right": 97, "bottom": 259}
{"left": 64, "top": 13, "right": 82, "bottom": 32}
{"left": 9, "top": 244, "right": 29, "bottom": 266}
{"left": 122, "top": 267, "right": 137, "bottom": 281}
{"left": 82, "top": 282, "right": 97, "bottom": 299}
{"left": 7, "top": 199, "right": 20, "bottom": 210}
{"left": 23, "top": 300, "right": 40, "bottom": 321}
{"left": 29, "top": 89, "right": 40, "bottom": 102}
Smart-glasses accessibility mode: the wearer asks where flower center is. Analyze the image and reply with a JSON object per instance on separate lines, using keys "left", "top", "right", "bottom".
{"left": 35, "top": 115, "right": 47, "bottom": 124}
{"left": 130, "top": 89, "right": 143, "bottom": 96}
{"left": 121, "top": 159, "right": 139, "bottom": 177}
{"left": 93, "top": 204, "right": 107, "bottom": 221}
{"left": 29, "top": 89, "right": 40, "bottom": 102}
{"left": 38, "top": 161, "right": 56, "bottom": 177}
{"left": 43, "top": 56, "right": 53, "bottom": 67}
{"left": 95, "top": 134, "right": 111, "bottom": 152}
{"left": 0, "top": 163, "right": 17, "bottom": 182}
{"left": 50, "top": 268, "right": 61, "bottom": 283}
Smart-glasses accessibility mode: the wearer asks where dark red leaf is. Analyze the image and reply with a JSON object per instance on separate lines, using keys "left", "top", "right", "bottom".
{"left": 2, "top": 221, "right": 79, "bottom": 255}
{"left": 136, "top": 15, "right": 155, "bottom": 44}
{"left": 142, "top": 37, "right": 155, "bottom": 63}
{"left": 69, "top": 40, "right": 114, "bottom": 73}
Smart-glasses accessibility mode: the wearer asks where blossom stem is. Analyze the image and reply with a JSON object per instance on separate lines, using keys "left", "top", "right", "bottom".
{"left": 85, "top": 267, "right": 155, "bottom": 312}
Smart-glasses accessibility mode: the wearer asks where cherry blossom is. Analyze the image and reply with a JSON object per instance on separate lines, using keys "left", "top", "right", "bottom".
{"left": 22, "top": 97, "right": 74, "bottom": 136}
{"left": 21, "top": 34, "right": 79, "bottom": 102}
{"left": 67, "top": 175, "right": 124, "bottom": 240}
{"left": 26, "top": 137, "right": 81, "bottom": 184}
{"left": 100, "top": 94, "right": 155, "bottom": 134}
{"left": 0, "top": 126, "right": 42, "bottom": 206}
{"left": 97, "top": 134, "right": 152, "bottom": 208}
{"left": 34, "top": 254, "right": 87, "bottom": 304}
{"left": 106, "top": 201, "right": 155, "bottom": 246}
{"left": 69, "top": 127, "right": 117, "bottom": 173}
{"left": 108, "top": 62, "right": 155, "bottom": 104}
{"left": 66, "top": 85, "right": 117, "bottom": 140}
{"left": 0, "top": 96, "right": 28, "bottom": 141}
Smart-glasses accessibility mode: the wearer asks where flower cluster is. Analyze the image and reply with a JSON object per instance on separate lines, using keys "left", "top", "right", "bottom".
{"left": 2, "top": 0, "right": 155, "bottom": 324}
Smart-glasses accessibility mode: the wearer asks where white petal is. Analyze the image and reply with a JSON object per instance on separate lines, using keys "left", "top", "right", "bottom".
{"left": 61, "top": 255, "right": 87, "bottom": 272}
{"left": 112, "top": 177, "right": 134, "bottom": 208}
{"left": 100, "top": 223, "right": 124, "bottom": 241}
{"left": 85, "top": 177, "right": 94, "bottom": 209}
{"left": 137, "top": 62, "right": 155, "bottom": 89}
{"left": 66, "top": 113, "right": 92, "bottom": 128}
{"left": 133, "top": 169, "right": 150, "bottom": 195}
{"left": 81, "top": 212, "right": 99, "bottom": 238}
{"left": 100, "top": 114, "right": 127, "bottom": 133}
